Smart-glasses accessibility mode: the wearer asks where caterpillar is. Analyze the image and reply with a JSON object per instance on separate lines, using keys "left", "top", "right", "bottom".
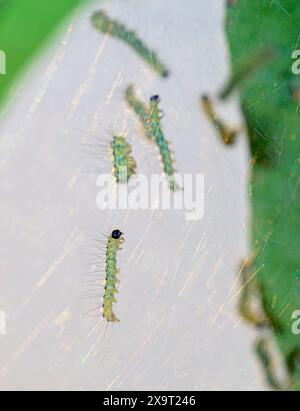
{"left": 219, "top": 47, "right": 276, "bottom": 100}
{"left": 238, "top": 258, "right": 292, "bottom": 390}
{"left": 91, "top": 10, "right": 169, "bottom": 78}
{"left": 103, "top": 229, "right": 124, "bottom": 322}
{"left": 148, "top": 95, "right": 178, "bottom": 191}
{"left": 124, "top": 85, "right": 179, "bottom": 191}
{"left": 111, "top": 135, "right": 136, "bottom": 183}
{"left": 124, "top": 85, "right": 150, "bottom": 138}
{"left": 201, "top": 94, "right": 238, "bottom": 145}
{"left": 238, "top": 258, "right": 269, "bottom": 329}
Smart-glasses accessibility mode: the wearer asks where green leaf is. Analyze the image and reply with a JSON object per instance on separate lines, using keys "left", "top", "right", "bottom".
{"left": 225, "top": 0, "right": 300, "bottom": 390}
{"left": 0, "top": 0, "right": 91, "bottom": 109}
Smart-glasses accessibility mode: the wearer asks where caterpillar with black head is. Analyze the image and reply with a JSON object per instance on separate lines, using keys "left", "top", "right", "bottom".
{"left": 124, "top": 85, "right": 179, "bottom": 191}
{"left": 103, "top": 229, "right": 124, "bottom": 322}
{"left": 91, "top": 10, "right": 169, "bottom": 78}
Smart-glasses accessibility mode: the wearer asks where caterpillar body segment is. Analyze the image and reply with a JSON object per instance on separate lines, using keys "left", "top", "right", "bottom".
{"left": 201, "top": 94, "right": 238, "bottom": 145}
{"left": 124, "top": 86, "right": 179, "bottom": 190}
{"left": 91, "top": 11, "right": 169, "bottom": 77}
{"left": 124, "top": 85, "right": 152, "bottom": 139}
{"left": 219, "top": 47, "right": 276, "bottom": 100}
{"left": 238, "top": 258, "right": 270, "bottom": 329}
{"left": 111, "top": 135, "right": 136, "bottom": 183}
{"left": 149, "top": 95, "right": 178, "bottom": 191}
{"left": 103, "top": 229, "right": 124, "bottom": 322}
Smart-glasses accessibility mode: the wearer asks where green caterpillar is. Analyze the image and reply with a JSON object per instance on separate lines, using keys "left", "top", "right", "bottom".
{"left": 124, "top": 85, "right": 179, "bottom": 191}
{"left": 124, "top": 85, "right": 150, "bottom": 137}
{"left": 111, "top": 135, "right": 136, "bottom": 183}
{"left": 149, "top": 95, "right": 178, "bottom": 191}
{"left": 91, "top": 10, "right": 169, "bottom": 78}
{"left": 103, "top": 229, "right": 124, "bottom": 322}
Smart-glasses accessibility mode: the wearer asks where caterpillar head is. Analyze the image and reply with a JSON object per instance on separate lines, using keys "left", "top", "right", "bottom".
{"left": 150, "top": 95, "right": 161, "bottom": 103}
{"left": 111, "top": 229, "right": 123, "bottom": 240}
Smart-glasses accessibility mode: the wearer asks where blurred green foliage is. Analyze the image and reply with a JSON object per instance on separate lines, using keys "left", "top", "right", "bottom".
{"left": 0, "top": 0, "right": 90, "bottom": 109}
{"left": 225, "top": 0, "right": 300, "bottom": 390}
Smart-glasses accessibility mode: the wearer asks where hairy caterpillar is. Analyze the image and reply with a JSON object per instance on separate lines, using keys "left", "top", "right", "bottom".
{"left": 148, "top": 95, "right": 178, "bottom": 191}
{"left": 91, "top": 10, "right": 169, "bottom": 78}
{"left": 124, "top": 85, "right": 179, "bottom": 191}
{"left": 111, "top": 135, "right": 136, "bottom": 183}
{"left": 201, "top": 94, "right": 238, "bottom": 145}
{"left": 103, "top": 229, "right": 124, "bottom": 322}
{"left": 124, "top": 85, "right": 150, "bottom": 138}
